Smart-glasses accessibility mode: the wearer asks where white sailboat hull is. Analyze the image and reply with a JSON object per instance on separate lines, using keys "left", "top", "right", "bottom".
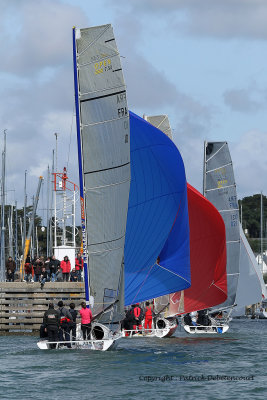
{"left": 254, "top": 310, "right": 267, "bottom": 319}
{"left": 37, "top": 322, "right": 121, "bottom": 351}
{"left": 37, "top": 337, "right": 119, "bottom": 351}
{"left": 122, "top": 317, "right": 177, "bottom": 338}
{"left": 183, "top": 324, "right": 229, "bottom": 334}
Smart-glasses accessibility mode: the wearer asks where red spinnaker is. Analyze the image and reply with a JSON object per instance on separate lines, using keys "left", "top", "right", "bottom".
{"left": 169, "top": 183, "right": 227, "bottom": 315}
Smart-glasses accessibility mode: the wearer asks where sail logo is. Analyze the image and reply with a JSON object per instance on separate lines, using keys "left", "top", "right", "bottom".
{"left": 217, "top": 179, "right": 228, "bottom": 188}
{"left": 94, "top": 59, "right": 112, "bottom": 74}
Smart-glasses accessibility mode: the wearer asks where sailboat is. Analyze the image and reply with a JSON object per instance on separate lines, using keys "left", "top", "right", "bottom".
{"left": 38, "top": 24, "right": 130, "bottom": 351}
{"left": 201, "top": 142, "right": 267, "bottom": 329}
{"left": 233, "top": 225, "right": 266, "bottom": 317}
{"left": 181, "top": 141, "right": 241, "bottom": 334}
{"left": 122, "top": 112, "right": 191, "bottom": 338}
{"left": 144, "top": 116, "right": 228, "bottom": 334}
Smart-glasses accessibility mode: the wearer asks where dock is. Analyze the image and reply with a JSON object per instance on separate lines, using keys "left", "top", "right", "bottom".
{"left": 0, "top": 282, "right": 85, "bottom": 333}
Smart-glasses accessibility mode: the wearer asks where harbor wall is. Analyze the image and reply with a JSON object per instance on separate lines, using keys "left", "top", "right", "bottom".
{"left": 0, "top": 282, "right": 85, "bottom": 333}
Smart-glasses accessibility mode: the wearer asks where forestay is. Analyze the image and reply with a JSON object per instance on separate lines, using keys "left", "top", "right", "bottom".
{"left": 204, "top": 142, "right": 240, "bottom": 309}
{"left": 73, "top": 25, "right": 130, "bottom": 319}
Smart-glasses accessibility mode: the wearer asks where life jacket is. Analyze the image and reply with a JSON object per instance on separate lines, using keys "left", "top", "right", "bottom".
{"left": 59, "top": 308, "right": 71, "bottom": 324}
{"left": 134, "top": 307, "right": 141, "bottom": 319}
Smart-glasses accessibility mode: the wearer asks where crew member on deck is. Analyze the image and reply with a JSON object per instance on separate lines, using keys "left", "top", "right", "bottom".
{"left": 58, "top": 300, "right": 73, "bottom": 347}
{"left": 80, "top": 302, "right": 93, "bottom": 340}
{"left": 43, "top": 303, "right": 60, "bottom": 348}
{"left": 144, "top": 301, "right": 153, "bottom": 333}
{"left": 133, "top": 303, "right": 143, "bottom": 332}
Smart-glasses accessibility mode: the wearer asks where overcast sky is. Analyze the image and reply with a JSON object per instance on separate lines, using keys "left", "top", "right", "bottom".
{"left": 1, "top": 0, "right": 267, "bottom": 218}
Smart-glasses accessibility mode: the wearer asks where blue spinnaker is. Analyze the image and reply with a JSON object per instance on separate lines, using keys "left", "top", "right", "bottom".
{"left": 124, "top": 112, "right": 190, "bottom": 305}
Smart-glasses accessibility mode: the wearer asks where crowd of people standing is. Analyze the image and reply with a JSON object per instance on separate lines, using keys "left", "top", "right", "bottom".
{"left": 5, "top": 253, "right": 84, "bottom": 286}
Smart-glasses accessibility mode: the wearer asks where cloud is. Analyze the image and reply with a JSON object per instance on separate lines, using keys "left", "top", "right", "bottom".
{"left": 0, "top": 0, "right": 87, "bottom": 76}
{"left": 113, "top": 12, "right": 212, "bottom": 123}
{"left": 104, "top": 0, "right": 267, "bottom": 40}
{"left": 223, "top": 87, "right": 265, "bottom": 113}
{"left": 232, "top": 130, "right": 267, "bottom": 197}
{"left": 0, "top": 0, "right": 84, "bottom": 209}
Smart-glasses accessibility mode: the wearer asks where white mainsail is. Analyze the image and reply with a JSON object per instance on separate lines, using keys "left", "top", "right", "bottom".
{"left": 204, "top": 142, "right": 240, "bottom": 310}
{"left": 73, "top": 25, "right": 130, "bottom": 320}
{"left": 233, "top": 225, "right": 267, "bottom": 316}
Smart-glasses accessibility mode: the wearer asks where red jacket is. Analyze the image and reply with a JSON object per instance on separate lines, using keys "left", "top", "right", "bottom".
{"left": 75, "top": 257, "right": 84, "bottom": 271}
{"left": 145, "top": 306, "right": 153, "bottom": 319}
{"left": 60, "top": 260, "right": 71, "bottom": 273}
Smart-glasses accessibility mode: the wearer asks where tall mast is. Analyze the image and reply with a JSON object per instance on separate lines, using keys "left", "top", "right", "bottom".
{"left": 203, "top": 140, "right": 207, "bottom": 196}
{"left": 46, "top": 165, "right": 50, "bottom": 256}
{"left": 72, "top": 26, "right": 90, "bottom": 306}
{"left": 15, "top": 201, "right": 18, "bottom": 269}
{"left": 261, "top": 191, "right": 263, "bottom": 274}
{"left": 31, "top": 195, "right": 35, "bottom": 259}
{"left": 20, "top": 176, "right": 43, "bottom": 278}
{"left": 0, "top": 129, "right": 7, "bottom": 282}
{"left": 50, "top": 150, "right": 54, "bottom": 255}
{"left": 8, "top": 205, "right": 13, "bottom": 258}
{"left": 23, "top": 170, "right": 27, "bottom": 252}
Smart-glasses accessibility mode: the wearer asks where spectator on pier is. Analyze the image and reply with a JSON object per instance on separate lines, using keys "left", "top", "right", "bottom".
{"left": 6, "top": 256, "right": 16, "bottom": 282}
{"left": 33, "top": 258, "right": 43, "bottom": 282}
{"left": 50, "top": 255, "right": 60, "bottom": 282}
{"left": 44, "top": 257, "right": 51, "bottom": 280}
{"left": 40, "top": 266, "right": 49, "bottom": 289}
{"left": 24, "top": 254, "right": 33, "bottom": 282}
{"left": 75, "top": 253, "right": 84, "bottom": 282}
{"left": 58, "top": 300, "right": 73, "bottom": 347}
{"left": 60, "top": 256, "right": 71, "bottom": 282}
{"left": 70, "top": 268, "right": 78, "bottom": 282}
{"left": 69, "top": 303, "right": 78, "bottom": 341}
{"left": 80, "top": 302, "right": 93, "bottom": 340}
{"left": 43, "top": 303, "right": 60, "bottom": 348}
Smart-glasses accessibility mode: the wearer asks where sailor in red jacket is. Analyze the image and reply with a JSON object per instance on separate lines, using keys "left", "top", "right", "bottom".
{"left": 144, "top": 301, "right": 153, "bottom": 333}
{"left": 133, "top": 303, "right": 143, "bottom": 332}
{"left": 60, "top": 256, "right": 71, "bottom": 282}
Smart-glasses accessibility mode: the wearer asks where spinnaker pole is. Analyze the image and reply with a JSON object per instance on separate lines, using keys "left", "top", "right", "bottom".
{"left": 72, "top": 26, "right": 90, "bottom": 307}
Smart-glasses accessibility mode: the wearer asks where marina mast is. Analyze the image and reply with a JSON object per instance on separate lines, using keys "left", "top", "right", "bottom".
{"left": 0, "top": 129, "right": 6, "bottom": 282}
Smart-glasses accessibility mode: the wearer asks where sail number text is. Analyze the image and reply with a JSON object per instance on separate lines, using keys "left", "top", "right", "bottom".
{"left": 95, "top": 59, "right": 112, "bottom": 74}
{"left": 231, "top": 213, "right": 238, "bottom": 227}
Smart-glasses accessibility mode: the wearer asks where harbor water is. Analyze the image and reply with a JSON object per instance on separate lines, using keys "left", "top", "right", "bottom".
{"left": 0, "top": 319, "right": 266, "bottom": 400}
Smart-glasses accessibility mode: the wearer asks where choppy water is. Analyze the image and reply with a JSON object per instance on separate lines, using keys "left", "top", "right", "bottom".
{"left": 0, "top": 319, "right": 266, "bottom": 400}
